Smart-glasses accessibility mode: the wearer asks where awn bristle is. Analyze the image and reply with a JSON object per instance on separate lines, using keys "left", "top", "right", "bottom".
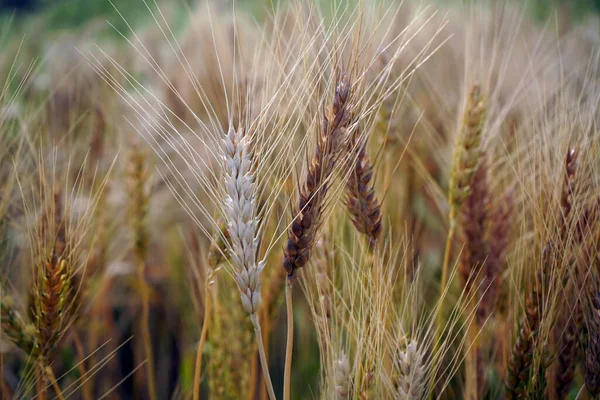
{"left": 586, "top": 293, "right": 600, "bottom": 398}
{"left": 283, "top": 76, "right": 352, "bottom": 279}
{"left": 223, "top": 126, "right": 264, "bottom": 315}
{"left": 1, "top": 296, "right": 35, "bottom": 354}
{"left": 346, "top": 125, "right": 382, "bottom": 249}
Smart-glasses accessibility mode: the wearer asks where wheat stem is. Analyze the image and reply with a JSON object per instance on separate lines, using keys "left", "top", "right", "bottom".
{"left": 46, "top": 366, "right": 65, "bottom": 400}
{"left": 193, "top": 279, "right": 211, "bottom": 400}
{"left": 435, "top": 213, "right": 456, "bottom": 346}
{"left": 37, "top": 366, "right": 46, "bottom": 400}
{"left": 139, "top": 276, "right": 157, "bottom": 400}
{"left": 250, "top": 313, "right": 276, "bottom": 400}
{"left": 284, "top": 280, "right": 294, "bottom": 400}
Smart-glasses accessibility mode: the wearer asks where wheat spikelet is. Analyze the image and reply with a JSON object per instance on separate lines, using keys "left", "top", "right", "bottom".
{"left": 553, "top": 301, "right": 580, "bottom": 399}
{"left": 395, "top": 339, "right": 425, "bottom": 399}
{"left": 506, "top": 265, "right": 544, "bottom": 399}
{"left": 459, "top": 161, "right": 489, "bottom": 295}
{"left": 559, "top": 148, "right": 577, "bottom": 234}
{"left": 35, "top": 256, "right": 71, "bottom": 360}
{"left": 283, "top": 75, "right": 352, "bottom": 279}
{"left": 346, "top": 125, "right": 382, "bottom": 249}
{"left": 480, "top": 189, "right": 513, "bottom": 319}
{"left": 449, "top": 84, "right": 486, "bottom": 209}
{"left": 335, "top": 351, "right": 351, "bottom": 399}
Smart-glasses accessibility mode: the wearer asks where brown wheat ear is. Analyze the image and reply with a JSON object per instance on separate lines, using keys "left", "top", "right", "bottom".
{"left": 506, "top": 266, "right": 545, "bottom": 399}
{"left": 35, "top": 254, "right": 72, "bottom": 360}
{"left": 560, "top": 147, "right": 577, "bottom": 234}
{"left": 553, "top": 297, "right": 580, "bottom": 400}
{"left": 345, "top": 124, "right": 382, "bottom": 250}
{"left": 586, "top": 293, "right": 600, "bottom": 398}
{"left": 480, "top": 188, "right": 514, "bottom": 319}
{"left": 283, "top": 75, "right": 352, "bottom": 279}
{"left": 459, "top": 160, "right": 489, "bottom": 296}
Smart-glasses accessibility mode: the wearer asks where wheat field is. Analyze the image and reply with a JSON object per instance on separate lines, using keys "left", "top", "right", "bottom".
{"left": 1, "top": 0, "right": 600, "bottom": 399}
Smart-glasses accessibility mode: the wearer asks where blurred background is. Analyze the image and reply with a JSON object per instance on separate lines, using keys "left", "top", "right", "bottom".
{"left": 1, "top": 0, "right": 600, "bottom": 31}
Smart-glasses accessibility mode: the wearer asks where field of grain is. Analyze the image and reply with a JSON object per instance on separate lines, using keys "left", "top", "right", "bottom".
{"left": 1, "top": 0, "right": 600, "bottom": 399}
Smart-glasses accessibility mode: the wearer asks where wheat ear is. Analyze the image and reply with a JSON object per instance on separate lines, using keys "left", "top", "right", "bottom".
{"left": 283, "top": 76, "right": 352, "bottom": 400}
{"left": 335, "top": 351, "right": 351, "bottom": 399}
{"left": 345, "top": 125, "right": 382, "bottom": 250}
{"left": 434, "top": 83, "right": 486, "bottom": 374}
{"left": 395, "top": 339, "right": 426, "bottom": 399}
{"left": 222, "top": 126, "right": 275, "bottom": 400}
{"left": 126, "top": 144, "right": 156, "bottom": 400}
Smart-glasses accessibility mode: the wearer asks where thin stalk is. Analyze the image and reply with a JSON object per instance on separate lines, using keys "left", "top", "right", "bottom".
{"left": 430, "top": 210, "right": 457, "bottom": 398}
{"left": 138, "top": 269, "right": 157, "bottom": 400}
{"left": 37, "top": 366, "right": 46, "bottom": 400}
{"left": 284, "top": 281, "right": 294, "bottom": 400}
{"left": 46, "top": 366, "right": 65, "bottom": 400}
{"left": 250, "top": 313, "right": 276, "bottom": 400}
{"left": 436, "top": 211, "right": 457, "bottom": 343}
{"left": 193, "top": 280, "right": 211, "bottom": 400}
{"left": 465, "top": 300, "right": 479, "bottom": 400}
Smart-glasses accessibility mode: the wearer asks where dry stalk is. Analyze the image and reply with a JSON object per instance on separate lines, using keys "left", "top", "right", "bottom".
{"left": 193, "top": 271, "right": 214, "bottom": 400}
